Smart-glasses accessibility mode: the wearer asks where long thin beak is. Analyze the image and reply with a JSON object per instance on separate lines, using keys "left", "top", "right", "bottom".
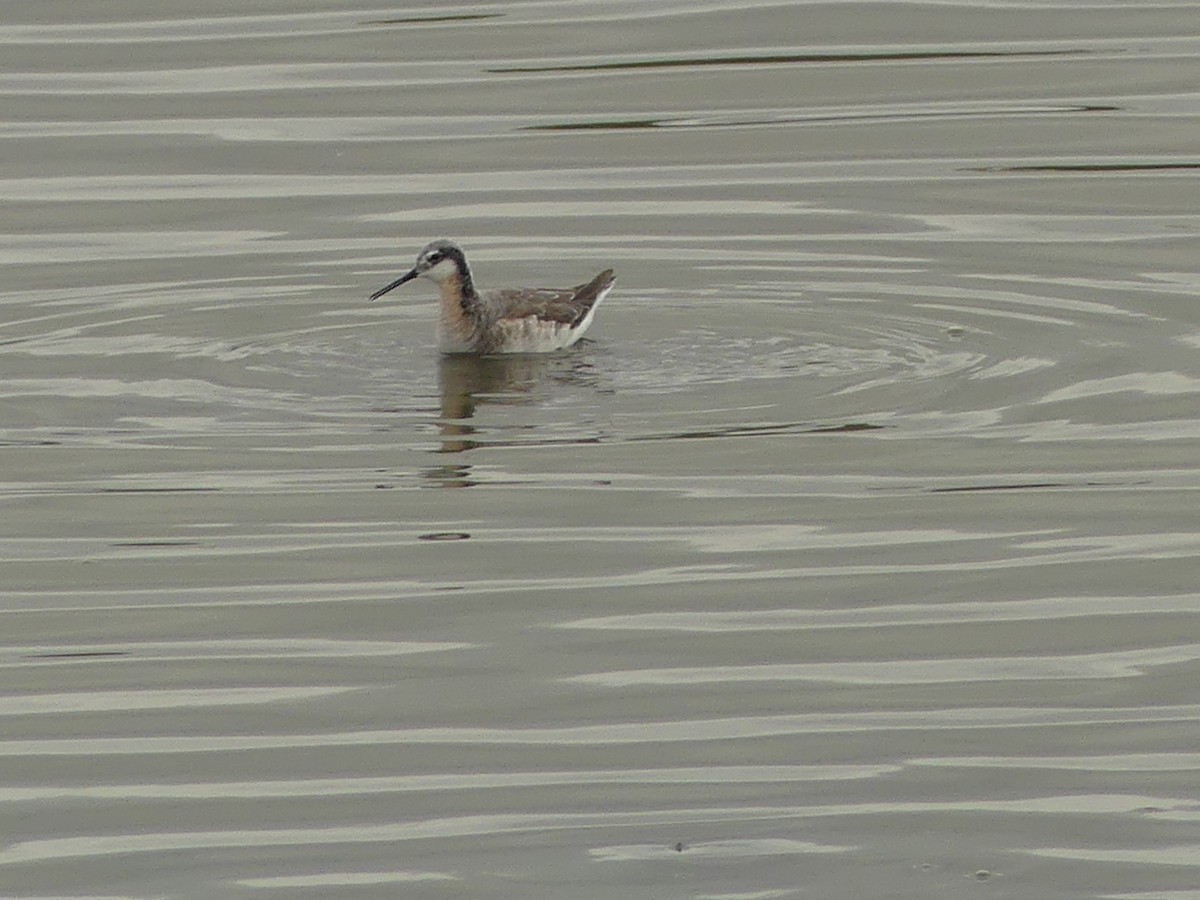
{"left": 368, "top": 267, "right": 419, "bottom": 301}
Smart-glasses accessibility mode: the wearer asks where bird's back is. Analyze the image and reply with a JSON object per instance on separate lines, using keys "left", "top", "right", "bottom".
{"left": 487, "top": 269, "right": 615, "bottom": 327}
{"left": 472, "top": 269, "right": 615, "bottom": 353}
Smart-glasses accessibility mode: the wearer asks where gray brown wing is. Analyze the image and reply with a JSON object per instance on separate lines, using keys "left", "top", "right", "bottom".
{"left": 488, "top": 270, "right": 615, "bottom": 327}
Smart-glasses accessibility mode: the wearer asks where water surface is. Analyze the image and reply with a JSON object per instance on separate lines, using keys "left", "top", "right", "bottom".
{"left": 2, "top": 2, "right": 1199, "bottom": 898}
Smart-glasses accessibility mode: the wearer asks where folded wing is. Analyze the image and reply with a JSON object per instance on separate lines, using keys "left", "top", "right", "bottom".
{"left": 489, "top": 269, "right": 616, "bottom": 327}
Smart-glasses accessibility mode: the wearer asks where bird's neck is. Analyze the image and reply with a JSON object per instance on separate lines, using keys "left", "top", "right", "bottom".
{"left": 447, "top": 258, "right": 477, "bottom": 304}
{"left": 437, "top": 270, "right": 480, "bottom": 310}
{"left": 437, "top": 273, "right": 485, "bottom": 345}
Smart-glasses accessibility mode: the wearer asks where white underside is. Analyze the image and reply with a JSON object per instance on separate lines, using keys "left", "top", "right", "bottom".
{"left": 438, "top": 283, "right": 612, "bottom": 354}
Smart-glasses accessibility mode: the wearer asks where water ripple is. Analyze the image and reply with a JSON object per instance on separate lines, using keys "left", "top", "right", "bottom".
{"left": 2, "top": 706, "right": 1196, "bottom": 756}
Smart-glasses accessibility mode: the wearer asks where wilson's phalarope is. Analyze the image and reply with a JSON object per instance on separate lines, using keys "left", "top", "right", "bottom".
{"left": 369, "top": 239, "right": 615, "bottom": 354}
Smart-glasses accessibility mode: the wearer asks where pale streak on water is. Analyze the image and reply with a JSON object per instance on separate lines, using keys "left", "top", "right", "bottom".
{"left": 1, "top": 1, "right": 1198, "bottom": 898}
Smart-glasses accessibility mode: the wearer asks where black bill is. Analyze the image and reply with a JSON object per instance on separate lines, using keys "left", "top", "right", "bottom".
{"left": 368, "top": 267, "right": 419, "bottom": 301}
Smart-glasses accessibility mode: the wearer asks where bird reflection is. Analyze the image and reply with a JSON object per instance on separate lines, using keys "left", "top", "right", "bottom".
{"left": 422, "top": 353, "right": 590, "bottom": 487}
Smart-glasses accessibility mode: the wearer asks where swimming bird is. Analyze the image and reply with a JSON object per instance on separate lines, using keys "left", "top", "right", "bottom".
{"left": 369, "top": 239, "right": 615, "bottom": 354}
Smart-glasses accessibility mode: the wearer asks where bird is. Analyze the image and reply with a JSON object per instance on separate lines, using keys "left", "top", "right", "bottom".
{"left": 368, "top": 239, "right": 615, "bottom": 355}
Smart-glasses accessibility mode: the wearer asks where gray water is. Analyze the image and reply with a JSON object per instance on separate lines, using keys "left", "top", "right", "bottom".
{"left": 3, "top": 2, "right": 1199, "bottom": 898}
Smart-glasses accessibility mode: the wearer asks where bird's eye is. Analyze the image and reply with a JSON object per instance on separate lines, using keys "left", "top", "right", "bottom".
{"left": 426, "top": 252, "right": 442, "bottom": 264}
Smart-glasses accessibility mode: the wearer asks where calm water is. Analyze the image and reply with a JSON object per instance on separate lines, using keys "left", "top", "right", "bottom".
{"left": 3, "top": 3, "right": 1199, "bottom": 898}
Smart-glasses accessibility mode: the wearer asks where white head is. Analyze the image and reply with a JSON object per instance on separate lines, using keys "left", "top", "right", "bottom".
{"left": 369, "top": 239, "right": 472, "bottom": 300}
{"left": 411, "top": 239, "right": 466, "bottom": 284}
